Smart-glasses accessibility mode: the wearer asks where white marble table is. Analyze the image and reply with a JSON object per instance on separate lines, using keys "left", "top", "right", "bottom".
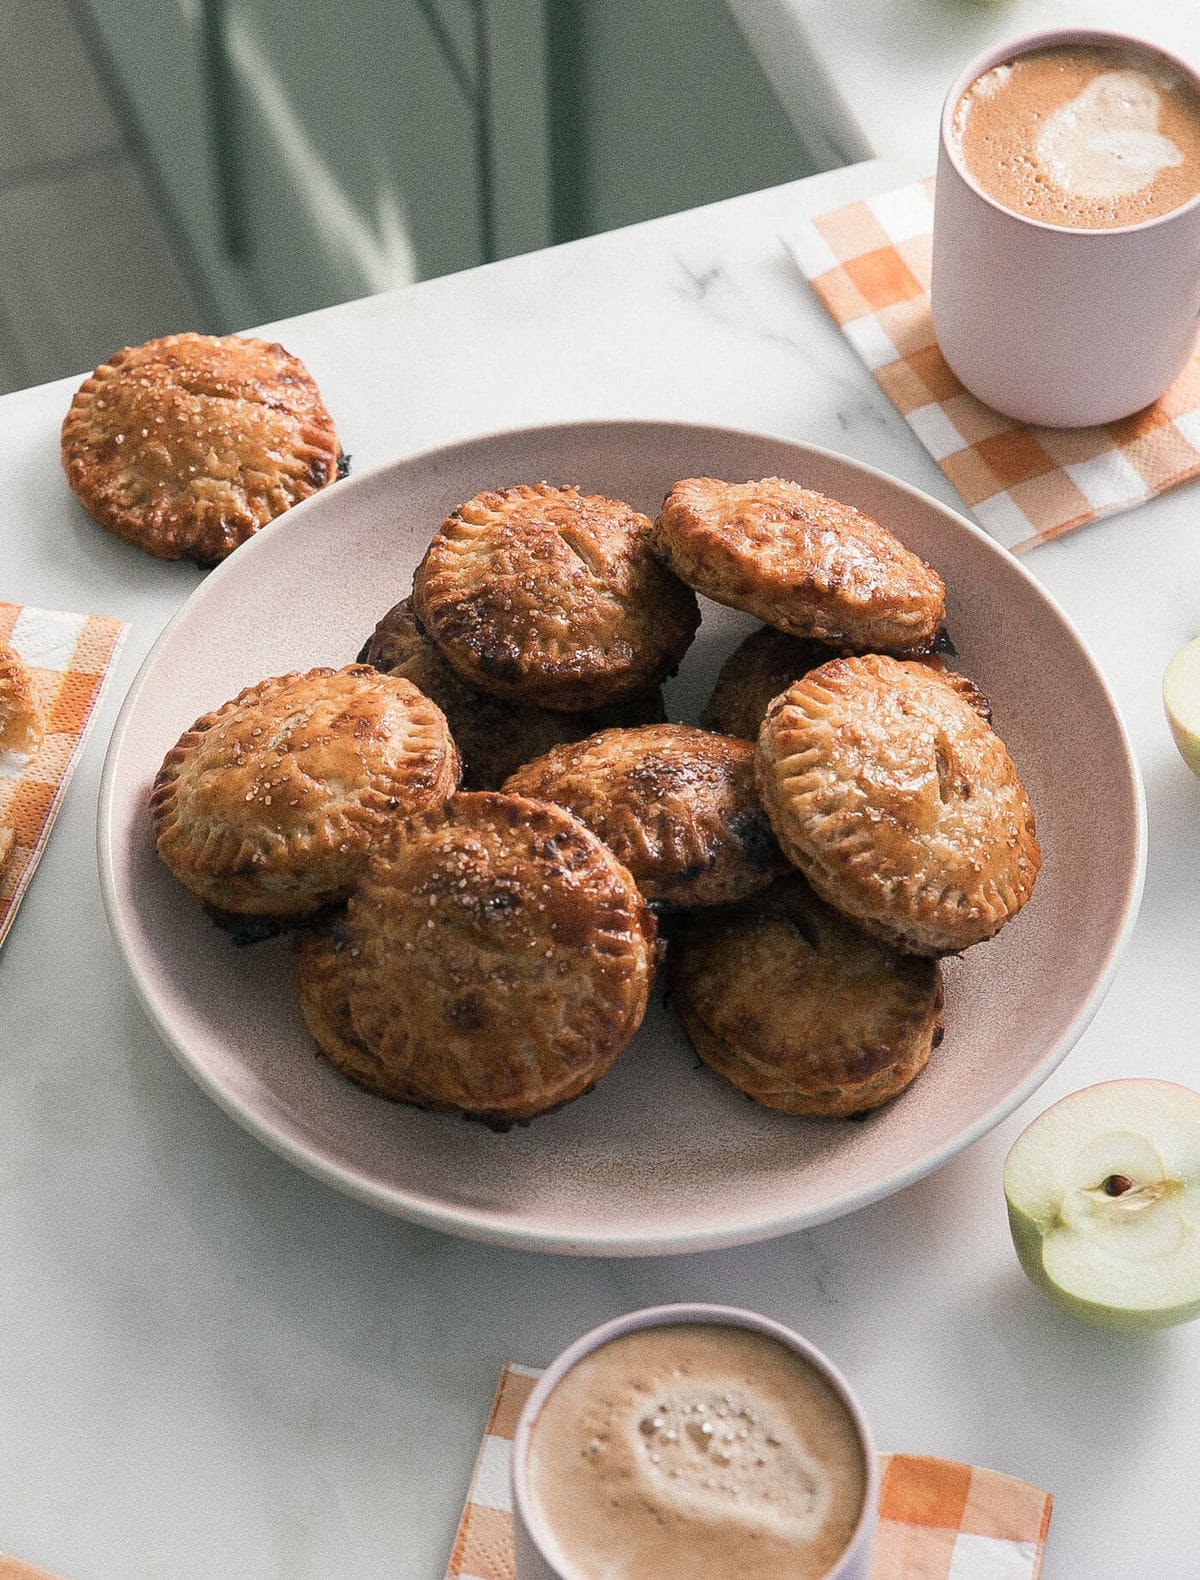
{"left": 3, "top": 157, "right": 1199, "bottom": 1578}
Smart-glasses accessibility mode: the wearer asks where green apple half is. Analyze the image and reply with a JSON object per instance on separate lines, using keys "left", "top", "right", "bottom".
{"left": 1004, "top": 1080, "right": 1200, "bottom": 1331}
{"left": 1163, "top": 636, "right": 1200, "bottom": 778}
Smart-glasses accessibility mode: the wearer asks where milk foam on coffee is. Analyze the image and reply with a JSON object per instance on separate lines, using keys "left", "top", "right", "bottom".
{"left": 523, "top": 1323, "right": 867, "bottom": 1580}
{"left": 954, "top": 44, "right": 1200, "bottom": 228}
{"left": 1037, "top": 72, "right": 1182, "bottom": 199}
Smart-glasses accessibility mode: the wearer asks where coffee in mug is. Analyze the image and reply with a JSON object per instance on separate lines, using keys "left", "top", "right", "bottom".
{"left": 953, "top": 42, "right": 1200, "bottom": 230}
{"left": 520, "top": 1320, "right": 868, "bottom": 1580}
{"left": 931, "top": 28, "right": 1200, "bottom": 428}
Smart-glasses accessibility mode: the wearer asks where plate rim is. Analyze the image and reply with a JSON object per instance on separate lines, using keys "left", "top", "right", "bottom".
{"left": 96, "top": 417, "right": 1148, "bottom": 1255}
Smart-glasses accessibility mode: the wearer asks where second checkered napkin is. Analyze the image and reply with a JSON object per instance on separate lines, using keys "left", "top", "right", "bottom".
{"left": 447, "top": 1364, "right": 1052, "bottom": 1579}
{"left": 0, "top": 601, "right": 127, "bottom": 950}
{"left": 786, "top": 177, "right": 1200, "bottom": 554}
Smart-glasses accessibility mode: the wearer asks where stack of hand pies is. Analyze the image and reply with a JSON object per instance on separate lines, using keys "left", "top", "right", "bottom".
{"left": 151, "top": 475, "right": 1040, "bottom": 1129}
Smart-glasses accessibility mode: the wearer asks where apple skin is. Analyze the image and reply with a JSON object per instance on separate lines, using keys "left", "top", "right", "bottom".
{"left": 1163, "top": 636, "right": 1200, "bottom": 778}
{"left": 1004, "top": 1079, "right": 1200, "bottom": 1332}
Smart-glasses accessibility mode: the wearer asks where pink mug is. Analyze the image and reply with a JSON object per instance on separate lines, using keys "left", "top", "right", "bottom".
{"left": 931, "top": 28, "right": 1200, "bottom": 428}
{"left": 510, "top": 1302, "right": 879, "bottom": 1580}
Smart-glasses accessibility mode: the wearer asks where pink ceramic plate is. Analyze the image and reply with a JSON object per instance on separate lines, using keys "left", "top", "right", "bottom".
{"left": 97, "top": 421, "right": 1145, "bottom": 1255}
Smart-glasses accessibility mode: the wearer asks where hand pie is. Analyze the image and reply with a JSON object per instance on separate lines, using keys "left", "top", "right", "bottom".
{"left": 151, "top": 665, "right": 459, "bottom": 925}
{"left": 412, "top": 484, "right": 700, "bottom": 710}
{"left": 670, "top": 879, "right": 944, "bottom": 1116}
{"left": 0, "top": 826, "right": 13, "bottom": 873}
{"left": 61, "top": 333, "right": 345, "bottom": 565}
{"left": 0, "top": 641, "right": 43, "bottom": 759}
{"left": 701, "top": 625, "right": 839, "bottom": 739}
{"left": 358, "top": 597, "right": 664, "bottom": 788}
{"left": 504, "top": 723, "right": 780, "bottom": 908}
{"left": 342, "top": 792, "right": 657, "bottom": 1126}
{"left": 756, "top": 655, "right": 1039, "bottom": 955}
{"left": 653, "top": 477, "right": 945, "bottom": 655}
{"left": 293, "top": 915, "right": 428, "bottom": 1103}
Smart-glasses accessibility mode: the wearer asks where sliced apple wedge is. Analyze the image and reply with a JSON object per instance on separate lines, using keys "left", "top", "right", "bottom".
{"left": 1163, "top": 636, "right": 1200, "bottom": 778}
{"left": 1004, "top": 1080, "right": 1200, "bottom": 1331}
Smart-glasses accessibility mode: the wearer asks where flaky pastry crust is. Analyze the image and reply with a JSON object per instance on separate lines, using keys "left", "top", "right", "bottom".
{"left": 0, "top": 641, "right": 43, "bottom": 759}
{"left": 293, "top": 916, "right": 429, "bottom": 1103}
{"left": 701, "top": 625, "right": 839, "bottom": 739}
{"left": 342, "top": 792, "right": 656, "bottom": 1124}
{"left": 151, "top": 665, "right": 459, "bottom": 920}
{"left": 358, "top": 598, "right": 663, "bottom": 787}
{"left": 756, "top": 655, "right": 1039, "bottom": 955}
{"left": 412, "top": 484, "right": 699, "bottom": 710}
{"left": 670, "top": 879, "right": 944, "bottom": 1116}
{"left": 61, "top": 333, "right": 343, "bottom": 565}
{"left": 918, "top": 656, "right": 993, "bottom": 724}
{"left": 504, "top": 724, "right": 780, "bottom": 908}
{"left": 654, "top": 477, "right": 945, "bottom": 654}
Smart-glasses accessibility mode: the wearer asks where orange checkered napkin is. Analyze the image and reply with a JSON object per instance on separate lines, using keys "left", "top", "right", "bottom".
{"left": 787, "top": 178, "right": 1200, "bottom": 554}
{"left": 0, "top": 1557, "right": 65, "bottom": 1579}
{"left": 446, "top": 1364, "right": 1052, "bottom": 1579}
{"left": 0, "top": 601, "right": 127, "bottom": 949}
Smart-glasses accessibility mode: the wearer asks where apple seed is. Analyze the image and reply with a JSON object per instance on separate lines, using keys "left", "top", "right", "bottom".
{"left": 1083, "top": 1176, "right": 1177, "bottom": 1213}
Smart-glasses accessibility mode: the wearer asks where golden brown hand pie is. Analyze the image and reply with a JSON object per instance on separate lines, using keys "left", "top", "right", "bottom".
{"left": 0, "top": 826, "right": 13, "bottom": 873}
{"left": 756, "top": 655, "right": 1039, "bottom": 955}
{"left": 358, "top": 598, "right": 664, "bottom": 788}
{"left": 653, "top": 477, "right": 945, "bottom": 654}
{"left": 342, "top": 792, "right": 657, "bottom": 1126}
{"left": 504, "top": 723, "right": 780, "bottom": 908}
{"left": 0, "top": 641, "right": 43, "bottom": 759}
{"left": 670, "top": 879, "right": 944, "bottom": 1116}
{"left": 701, "top": 625, "right": 839, "bottom": 739}
{"left": 61, "top": 333, "right": 344, "bottom": 565}
{"left": 151, "top": 665, "right": 459, "bottom": 924}
{"left": 412, "top": 484, "right": 700, "bottom": 710}
{"left": 293, "top": 915, "right": 430, "bottom": 1103}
